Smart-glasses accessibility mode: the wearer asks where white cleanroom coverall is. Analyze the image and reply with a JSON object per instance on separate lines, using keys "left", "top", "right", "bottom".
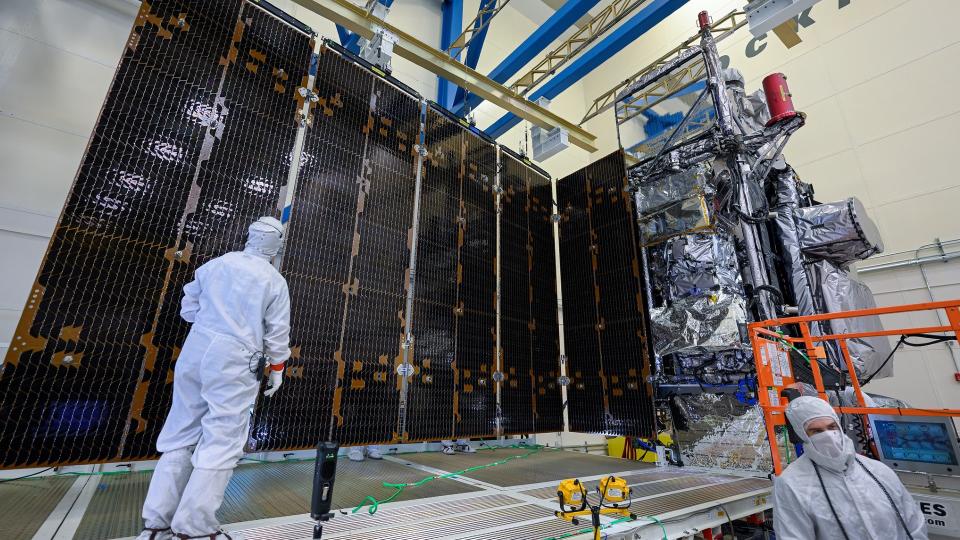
{"left": 138, "top": 217, "right": 290, "bottom": 540}
{"left": 348, "top": 445, "right": 384, "bottom": 461}
{"left": 773, "top": 396, "right": 927, "bottom": 540}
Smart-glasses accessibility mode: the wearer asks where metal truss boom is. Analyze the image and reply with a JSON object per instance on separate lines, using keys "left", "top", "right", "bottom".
{"left": 511, "top": 0, "right": 647, "bottom": 96}
{"left": 580, "top": 9, "right": 746, "bottom": 125}
{"left": 447, "top": 0, "right": 510, "bottom": 59}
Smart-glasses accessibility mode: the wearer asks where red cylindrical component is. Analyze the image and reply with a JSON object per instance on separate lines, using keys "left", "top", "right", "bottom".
{"left": 697, "top": 10, "right": 711, "bottom": 30}
{"left": 763, "top": 72, "right": 798, "bottom": 126}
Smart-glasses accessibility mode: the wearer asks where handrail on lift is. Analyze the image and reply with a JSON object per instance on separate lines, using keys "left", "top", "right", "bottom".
{"left": 747, "top": 299, "right": 960, "bottom": 475}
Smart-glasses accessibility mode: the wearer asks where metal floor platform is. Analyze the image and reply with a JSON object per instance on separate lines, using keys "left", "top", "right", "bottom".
{"left": 225, "top": 450, "right": 772, "bottom": 540}
{"left": 6, "top": 448, "right": 771, "bottom": 539}
{"left": 0, "top": 475, "right": 77, "bottom": 540}
{"left": 71, "top": 458, "right": 480, "bottom": 540}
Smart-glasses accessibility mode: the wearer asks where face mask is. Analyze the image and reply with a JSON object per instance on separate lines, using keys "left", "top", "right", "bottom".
{"left": 804, "top": 429, "right": 854, "bottom": 472}
{"left": 809, "top": 430, "right": 845, "bottom": 458}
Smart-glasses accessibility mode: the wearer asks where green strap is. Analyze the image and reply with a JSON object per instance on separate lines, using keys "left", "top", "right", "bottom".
{"left": 352, "top": 444, "right": 548, "bottom": 515}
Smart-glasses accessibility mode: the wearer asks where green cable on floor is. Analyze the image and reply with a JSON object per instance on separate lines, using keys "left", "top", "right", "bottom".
{"left": 351, "top": 444, "right": 550, "bottom": 515}
{"left": 47, "top": 455, "right": 314, "bottom": 478}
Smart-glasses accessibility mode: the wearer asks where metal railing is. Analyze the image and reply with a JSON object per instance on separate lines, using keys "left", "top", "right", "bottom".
{"left": 748, "top": 299, "right": 960, "bottom": 475}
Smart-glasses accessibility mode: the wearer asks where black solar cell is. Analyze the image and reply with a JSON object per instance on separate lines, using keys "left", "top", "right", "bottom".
{"left": 556, "top": 151, "right": 656, "bottom": 438}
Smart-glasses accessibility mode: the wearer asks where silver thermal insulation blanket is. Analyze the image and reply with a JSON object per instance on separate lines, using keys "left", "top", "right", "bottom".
{"left": 666, "top": 234, "right": 741, "bottom": 300}
{"left": 636, "top": 165, "right": 711, "bottom": 215}
{"left": 637, "top": 195, "right": 712, "bottom": 246}
{"left": 773, "top": 170, "right": 822, "bottom": 328}
{"left": 636, "top": 166, "right": 713, "bottom": 245}
{"left": 797, "top": 197, "right": 883, "bottom": 264}
{"left": 650, "top": 292, "right": 748, "bottom": 356}
{"left": 807, "top": 260, "right": 894, "bottom": 378}
{"left": 675, "top": 394, "right": 773, "bottom": 471}
{"left": 724, "top": 67, "right": 770, "bottom": 134}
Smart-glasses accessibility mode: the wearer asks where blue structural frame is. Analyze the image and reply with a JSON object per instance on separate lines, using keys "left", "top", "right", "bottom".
{"left": 336, "top": 25, "right": 352, "bottom": 46}
{"left": 336, "top": 0, "right": 395, "bottom": 54}
{"left": 447, "top": 0, "right": 497, "bottom": 108}
{"left": 437, "top": 0, "right": 464, "bottom": 108}
{"left": 484, "top": 0, "right": 689, "bottom": 139}
{"left": 454, "top": 0, "right": 600, "bottom": 114}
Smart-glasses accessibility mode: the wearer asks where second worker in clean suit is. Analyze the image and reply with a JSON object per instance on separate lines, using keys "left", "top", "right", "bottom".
{"left": 137, "top": 217, "right": 291, "bottom": 540}
{"left": 773, "top": 396, "right": 926, "bottom": 540}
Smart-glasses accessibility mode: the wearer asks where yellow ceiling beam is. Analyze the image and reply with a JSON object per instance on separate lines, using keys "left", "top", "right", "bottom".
{"left": 291, "top": 0, "right": 598, "bottom": 152}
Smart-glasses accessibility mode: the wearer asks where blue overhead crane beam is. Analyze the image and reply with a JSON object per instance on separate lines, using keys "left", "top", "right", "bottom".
{"left": 454, "top": 0, "right": 600, "bottom": 114}
{"left": 484, "top": 0, "right": 689, "bottom": 139}
{"left": 437, "top": 0, "right": 464, "bottom": 108}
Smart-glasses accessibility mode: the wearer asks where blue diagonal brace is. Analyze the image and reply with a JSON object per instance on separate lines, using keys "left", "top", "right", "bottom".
{"left": 336, "top": 25, "right": 352, "bottom": 46}
{"left": 484, "top": 0, "right": 689, "bottom": 139}
{"left": 450, "top": 0, "right": 497, "bottom": 108}
{"left": 437, "top": 0, "right": 463, "bottom": 108}
{"left": 454, "top": 0, "right": 600, "bottom": 114}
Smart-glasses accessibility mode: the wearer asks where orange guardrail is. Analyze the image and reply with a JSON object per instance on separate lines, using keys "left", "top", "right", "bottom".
{"left": 747, "top": 299, "right": 960, "bottom": 475}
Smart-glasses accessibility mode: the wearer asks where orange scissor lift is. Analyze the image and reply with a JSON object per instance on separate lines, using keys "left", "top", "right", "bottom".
{"left": 748, "top": 299, "right": 960, "bottom": 475}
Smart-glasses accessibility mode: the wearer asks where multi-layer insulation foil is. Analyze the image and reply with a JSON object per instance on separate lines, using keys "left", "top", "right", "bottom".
{"left": 797, "top": 197, "right": 884, "bottom": 265}
{"left": 635, "top": 165, "right": 714, "bottom": 246}
{"left": 674, "top": 394, "right": 774, "bottom": 472}
{"left": 557, "top": 151, "right": 657, "bottom": 438}
{"left": 650, "top": 293, "right": 748, "bottom": 356}
{"left": 647, "top": 231, "right": 746, "bottom": 357}
{"left": 807, "top": 260, "right": 893, "bottom": 377}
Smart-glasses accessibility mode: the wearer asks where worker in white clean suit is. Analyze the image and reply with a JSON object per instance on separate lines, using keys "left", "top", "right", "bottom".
{"left": 137, "top": 217, "right": 291, "bottom": 540}
{"left": 773, "top": 396, "right": 926, "bottom": 540}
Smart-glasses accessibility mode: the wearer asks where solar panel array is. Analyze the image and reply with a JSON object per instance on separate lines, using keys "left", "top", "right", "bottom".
{"left": 247, "top": 44, "right": 423, "bottom": 450}
{"left": 0, "top": 0, "right": 312, "bottom": 467}
{"left": 557, "top": 151, "right": 657, "bottom": 438}
{"left": 0, "top": 1, "right": 563, "bottom": 466}
{"left": 499, "top": 152, "right": 563, "bottom": 436}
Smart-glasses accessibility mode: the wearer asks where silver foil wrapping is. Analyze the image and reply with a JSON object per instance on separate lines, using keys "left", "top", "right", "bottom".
{"left": 797, "top": 197, "right": 884, "bottom": 264}
{"left": 807, "top": 260, "right": 894, "bottom": 378}
{"left": 724, "top": 68, "right": 770, "bottom": 134}
{"left": 637, "top": 194, "right": 711, "bottom": 246}
{"left": 636, "top": 164, "right": 711, "bottom": 215}
{"left": 774, "top": 170, "right": 818, "bottom": 317}
{"left": 665, "top": 233, "right": 741, "bottom": 299}
{"left": 650, "top": 292, "right": 748, "bottom": 355}
{"left": 675, "top": 394, "right": 773, "bottom": 471}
